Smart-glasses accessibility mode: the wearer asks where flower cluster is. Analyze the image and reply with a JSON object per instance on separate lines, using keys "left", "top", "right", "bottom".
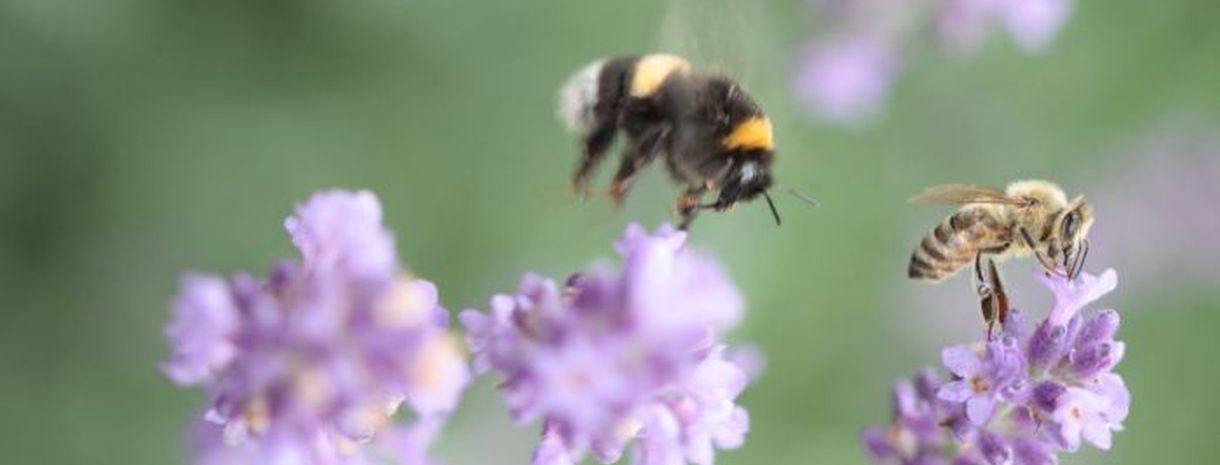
{"left": 163, "top": 190, "right": 470, "bottom": 465}
{"left": 796, "top": 0, "right": 1074, "bottom": 124}
{"left": 461, "top": 224, "right": 755, "bottom": 465}
{"left": 863, "top": 269, "right": 1129, "bottom": 465}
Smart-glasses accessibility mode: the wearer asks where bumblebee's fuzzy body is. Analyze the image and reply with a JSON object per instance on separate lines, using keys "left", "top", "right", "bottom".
{"left": 558, "top": 54, "right": 776, "bottom": 229}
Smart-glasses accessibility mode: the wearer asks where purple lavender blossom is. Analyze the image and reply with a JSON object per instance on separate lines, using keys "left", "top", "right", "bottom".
{"left": 164, "top": 190, "right": 470, "bottom": 465}
{"left": 998, "top": 0, "right": 1074, "bottom": 53}
{"left": 794, "top": 35, "right": 901, "bottom": 124}
{"left": 864, "top": 269, "right": 1129, "bottom": 465}
{"left": 798, "top": 0, "right": 1076, "bottom": 123}
{"left": 936, "top": 0, "right": 1074, "bottom": 55}
{"left": 937, "top": 339, "right": 1022, "bottom": 425}
{"left": 461, "top": 223, "right": 756, "bottom": 465}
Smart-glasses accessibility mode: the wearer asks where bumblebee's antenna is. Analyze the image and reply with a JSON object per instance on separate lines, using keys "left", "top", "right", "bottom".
{"left": 787, "top": 187, "right": 820, "bottom": 209}
{"left": 762, "top": 191, "right": 781, "bottom": 226}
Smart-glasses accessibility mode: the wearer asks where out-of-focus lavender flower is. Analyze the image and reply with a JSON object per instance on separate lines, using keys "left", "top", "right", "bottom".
{"left": 998, "top": 0, "right": 1074, "bottom": 53}
{"left": 864, "top": 269, "right": 1129, "bottom": 465}
{"left": 797, "top": 0, "right": 1075, "bottom": 124}
{"left": 461, "top": 223, "right": 757, "bottom": 465}
{"left": 163, "top": 190, "right": 470, "bottom": 465}
{"left": 937, "top": 0, "right": 1074, "bottom": 54}
{"left": 1090, "top": 126, "right": 1220, "bottom": 289}
{"left": 163, "top": 275, "right": 240, "bottom": 385}
{"left": 794, "top": 35, "right": 901, "bottom": 123}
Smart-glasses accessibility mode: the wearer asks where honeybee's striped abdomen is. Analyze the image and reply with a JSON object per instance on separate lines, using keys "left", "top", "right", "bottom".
{"left": 908, "top": 209, "right": 1009, "bottom": 282}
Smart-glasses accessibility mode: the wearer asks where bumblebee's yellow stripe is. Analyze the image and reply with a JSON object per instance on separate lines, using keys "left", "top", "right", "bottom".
{"left": 721, "top": 116, "right": 774, "bottom": 151}
{"left": 629, "top": 54, "right": 690, "bottom": 97}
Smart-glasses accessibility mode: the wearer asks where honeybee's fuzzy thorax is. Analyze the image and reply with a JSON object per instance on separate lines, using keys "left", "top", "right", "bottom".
{"left": 1005, "top": 179, "right": 1068, "bottom": 209}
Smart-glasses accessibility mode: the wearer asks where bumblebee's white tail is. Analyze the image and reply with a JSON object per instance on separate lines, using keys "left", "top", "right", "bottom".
{"left": 557, "top": 60, "right": 605, "bottom": 133}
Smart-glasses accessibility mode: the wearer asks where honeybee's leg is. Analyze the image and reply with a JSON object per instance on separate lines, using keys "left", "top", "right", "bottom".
{"left": 676, "top": 187, "right": 706, "bottom": 230}
{"left": 973, "top": 253, "right": 1009, "bottom": 341}
{"left": 609, "top": 126, "right": 667, "bottom": 208}
{"left": 984, "top": 258, "right": 1009, "bottom": 339}
{"left": 572, "top": 120, "right": 618, "bottom": 197}
{"left": 1018, "top": 227, "right": 1065, "bottom": 277}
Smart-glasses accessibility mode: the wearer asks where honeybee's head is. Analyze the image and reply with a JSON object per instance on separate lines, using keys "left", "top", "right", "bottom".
{"left": 1051, "top": 196, "right": 1095, "bottom": 279}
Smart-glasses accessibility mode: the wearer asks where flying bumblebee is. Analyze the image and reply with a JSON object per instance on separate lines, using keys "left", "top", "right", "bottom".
{"left": 907, "top": 180, "right": 1095, "bottom": 335}
{"left": 557, "top": 53, "right": 781, "bottom": 229}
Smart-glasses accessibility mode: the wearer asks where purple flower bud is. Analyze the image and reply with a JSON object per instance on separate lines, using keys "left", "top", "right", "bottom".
{"left": 913, "top": 368, "right": 943, "bottom": 403}
{"left": 1001, "top": 308, "right": 1030, "bottom": 345}
{"left": 862, "top": 427, "right": 897, "bottom": 462}
{"left": 1026, "top": 321, "right": 1067, "bottom": 372}
{"left": 1068, "top": 342, "right": 1119, "bottom": 379}
{"left": 977, "top": 431, "right": 1014, "bottom": 465}
{"left": 1074, "top": 309, "right": 1120, "bottom": 350}
{"left": 1031, "top": 380, "right": 1066, "bottom": 414}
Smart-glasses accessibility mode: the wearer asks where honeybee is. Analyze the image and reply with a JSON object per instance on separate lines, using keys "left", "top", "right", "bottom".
{"left": 907, "top": 180, "right": 1095, "bottom": 335}
{"left": 558, "top": 53, "right": 781, "bottom": 229}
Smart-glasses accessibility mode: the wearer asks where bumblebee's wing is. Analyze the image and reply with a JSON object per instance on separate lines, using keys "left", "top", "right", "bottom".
{"left": 655, "top": 0, "right": 770, "bottom": 83}
{"left": 908, "top": 184, "right": 1025, "bottom": 206}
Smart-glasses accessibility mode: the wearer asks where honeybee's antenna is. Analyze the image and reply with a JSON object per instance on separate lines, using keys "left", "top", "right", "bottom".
{"left": 762, "top": 191, "right": 781, "bottom": 226}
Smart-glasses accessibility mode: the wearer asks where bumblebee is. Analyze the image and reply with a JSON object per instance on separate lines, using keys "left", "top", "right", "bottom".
{"left": 558, "top": 53, "right": 779, "bottom": 229}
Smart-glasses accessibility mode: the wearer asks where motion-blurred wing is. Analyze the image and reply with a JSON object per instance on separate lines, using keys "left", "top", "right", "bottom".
{"left": 656, "top": 0, "right": 766, "bottom": 83}
{"left": 908, "top": 184, "right": 1024, "bottom": 205}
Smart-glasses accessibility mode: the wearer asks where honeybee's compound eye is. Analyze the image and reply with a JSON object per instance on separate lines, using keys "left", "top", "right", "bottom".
{"left": 1062, "top": 211, "right": 1081, "bottom": 238}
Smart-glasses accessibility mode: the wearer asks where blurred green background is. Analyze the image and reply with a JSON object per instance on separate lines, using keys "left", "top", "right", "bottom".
{"left": 2, "top": 0, "right": 1218, "bottom": 464}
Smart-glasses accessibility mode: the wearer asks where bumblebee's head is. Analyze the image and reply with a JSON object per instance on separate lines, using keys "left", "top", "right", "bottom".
{"left": 715, "top": 156, "right": 774, "bottom": 208}
{"left": 1051, "top": 196, "right": 1095, "bottom": 279}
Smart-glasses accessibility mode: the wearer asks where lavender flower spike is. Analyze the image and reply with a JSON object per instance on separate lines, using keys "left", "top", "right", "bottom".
{"left": 462, "top": 223, "right": 758, "bottom": 465}
{"left": 864, "top": 269, "right": 1129, "bottom": 465}
{"left": 164, "top": 189, "right": 470, "bottom": 465}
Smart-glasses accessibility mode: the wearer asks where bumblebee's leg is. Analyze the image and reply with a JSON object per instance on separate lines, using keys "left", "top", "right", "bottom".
{"left": 676, "top": 187, "right": 706, "bottom": 230}
{"left": 572, "top": 120, "right": 618, "bottom": 197}
{"left": 609, "top": 126, "right": 667, "bottom": 208}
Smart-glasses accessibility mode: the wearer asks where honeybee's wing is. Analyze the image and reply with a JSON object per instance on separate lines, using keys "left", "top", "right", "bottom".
{"left": 908, "top": 184, "right": 1026, "bottom": 206}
